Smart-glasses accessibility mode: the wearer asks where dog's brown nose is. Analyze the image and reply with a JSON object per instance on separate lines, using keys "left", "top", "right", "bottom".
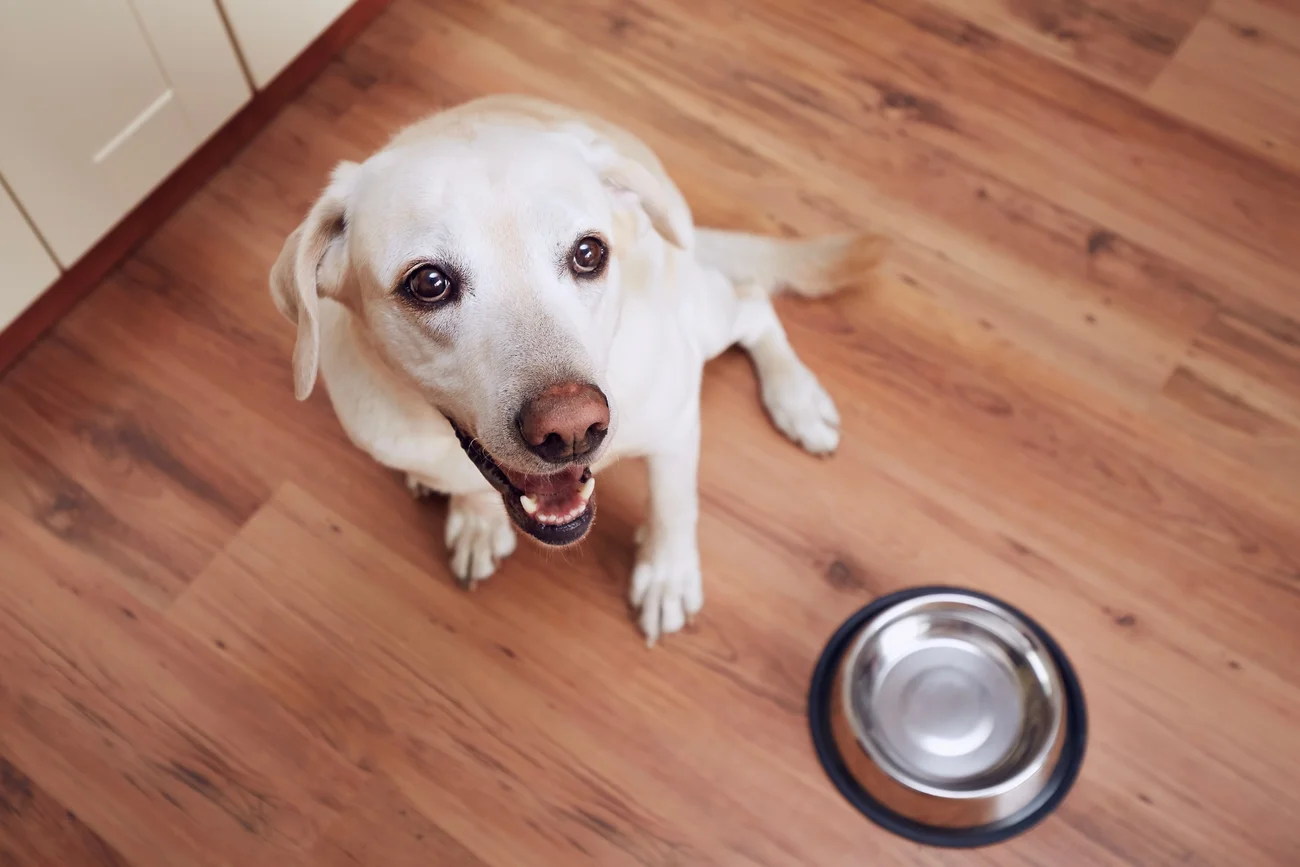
{"left": 516, "top": 382, "right": 609, "bottom": 464}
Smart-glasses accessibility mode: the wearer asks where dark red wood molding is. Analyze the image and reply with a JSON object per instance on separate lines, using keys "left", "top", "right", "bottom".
{"left": 0, "top": 0, "right": 393, "bottom": 374}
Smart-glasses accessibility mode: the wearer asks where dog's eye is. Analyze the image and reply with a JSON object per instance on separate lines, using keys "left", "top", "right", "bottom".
{"left": 404, "top": 265, "right": 455, "bottom": 303}
{"left": 570, "top": 236, "right": 607, "bottom": 276}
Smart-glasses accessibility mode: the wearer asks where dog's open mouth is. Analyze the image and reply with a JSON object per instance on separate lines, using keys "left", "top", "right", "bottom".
{"left": 450, "top": 423, "right": 595, "bottom": 546}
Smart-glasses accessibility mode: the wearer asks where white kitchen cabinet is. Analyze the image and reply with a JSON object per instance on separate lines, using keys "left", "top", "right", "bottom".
{"left": 0, "top": 0, "right": 250, "bottom": 267}
{"left": 0, "top": 178, "right": 59, "bottom": 330}
{"left": 219, "top": 0, "right": 353, "bottom": 87}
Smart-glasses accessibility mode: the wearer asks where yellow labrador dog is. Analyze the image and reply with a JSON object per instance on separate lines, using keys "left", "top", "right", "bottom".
{"left": 271, "top": 94, "right": 883, "bottom": 643}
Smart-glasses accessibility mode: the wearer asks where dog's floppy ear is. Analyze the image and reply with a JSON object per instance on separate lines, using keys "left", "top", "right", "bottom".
{"left": 558, "top": 123, "right": 694, "bottom": 250}
{"left": 270, "top": 160, "right": 360, "bottom": 401}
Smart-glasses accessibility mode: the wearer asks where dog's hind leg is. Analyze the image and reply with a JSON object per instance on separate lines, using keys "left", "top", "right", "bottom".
{"left": 728, "top": 280, "right": 841, "bottom": 455}
{"left": 693, "top": 229, "right": 886, "bottom": 454}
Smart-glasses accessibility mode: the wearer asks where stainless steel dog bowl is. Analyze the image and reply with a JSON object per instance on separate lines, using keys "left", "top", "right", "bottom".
{"left": 808, "top": 587, "right": 1087, "bottom": 848}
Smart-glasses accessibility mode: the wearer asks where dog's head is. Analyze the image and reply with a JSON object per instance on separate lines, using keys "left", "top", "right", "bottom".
{"left": 270, "top": 114, "right": 691, "bottom": 546}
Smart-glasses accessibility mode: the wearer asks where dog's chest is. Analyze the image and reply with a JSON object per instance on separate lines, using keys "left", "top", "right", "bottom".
{"left": 601, "top": 299, "right": 704, "bottom": 459}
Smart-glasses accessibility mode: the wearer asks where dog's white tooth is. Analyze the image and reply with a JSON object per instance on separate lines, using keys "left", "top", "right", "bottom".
{"left": 520, "top": 494, "right": 539, "bottom": 515}
{"left": 579, "top": 477, "right": 595, "bottom": 501}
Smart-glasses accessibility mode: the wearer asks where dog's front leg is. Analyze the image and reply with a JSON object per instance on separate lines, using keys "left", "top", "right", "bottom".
{"left": 407, "top": 474, "right": 516, "bottom": 589}
{"left": 631, "top": 422, "right": 704, "bottom": 646}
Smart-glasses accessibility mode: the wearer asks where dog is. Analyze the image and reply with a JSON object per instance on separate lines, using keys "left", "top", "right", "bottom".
{"left": 270, "top": 94, "right": 884, "bottom": 644}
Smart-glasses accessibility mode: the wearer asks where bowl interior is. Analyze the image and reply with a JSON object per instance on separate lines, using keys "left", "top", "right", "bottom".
{"left": 842, "top": 593, "right": 1064, "bottom": 798}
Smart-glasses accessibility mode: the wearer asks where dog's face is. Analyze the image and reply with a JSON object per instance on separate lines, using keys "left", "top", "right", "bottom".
{"left": 346, "top": 132, "right": 627, "bottom": 545}
{"left": 271, "top": 118, "right": 691, "bottom": 546}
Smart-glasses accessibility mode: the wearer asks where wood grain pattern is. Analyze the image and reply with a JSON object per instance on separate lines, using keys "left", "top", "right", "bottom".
{"left": 0, "top": 757, "right": 130, "bottom": 867}
{"left": 1, "top": 0, "right": 1299, "bottom": 864}
{"left": 0, "top": 500, "right": 365, "bottom": 867}
{"left": 1148, "top": 0, "right": 1300, "bottom": 173}
{"left": 304, "top": 774, "right": 489, "bottom": 867}
{"left": 927, "top": 0, "right": 1211, "bottom": 86}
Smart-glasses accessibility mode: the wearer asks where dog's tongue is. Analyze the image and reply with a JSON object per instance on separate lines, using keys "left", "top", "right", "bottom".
{"left": 504, "top": 465, "right": 584, "bottom": 501}
{"left": 505, "top": 465, "right": 593, "bottom": 523}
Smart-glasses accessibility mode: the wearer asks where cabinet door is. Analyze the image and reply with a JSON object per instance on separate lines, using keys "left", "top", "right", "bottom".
{"left": 0, "top": 178, "right": 59, "bottom": 330}
{"left": 0, "top": 0, "right": 250, "bottom": 266}
{"left": 220, "top": 0, "right": 353, "bottom": 87}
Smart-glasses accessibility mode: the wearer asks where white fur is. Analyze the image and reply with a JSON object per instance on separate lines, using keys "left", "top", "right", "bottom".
{"left": 270, "top": 95, "right": 884, "bottom": 644}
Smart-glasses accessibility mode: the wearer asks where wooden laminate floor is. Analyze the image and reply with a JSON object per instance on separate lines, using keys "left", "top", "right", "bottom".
{"left": 3, "top": 0, "right": 1300, "bottom": 864}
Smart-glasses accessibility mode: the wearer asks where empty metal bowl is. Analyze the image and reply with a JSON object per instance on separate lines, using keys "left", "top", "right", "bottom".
{"left": 808, "top": 586, "right": 1087, "bottom": 848}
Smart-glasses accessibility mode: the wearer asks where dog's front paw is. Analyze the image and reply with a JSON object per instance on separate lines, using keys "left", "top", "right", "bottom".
{"left": 445, "top": 492, "right": 516, "bottom": 588}
{"left": 761, "top": 362, "right": 841, "bottom": 455}
{"left": 630, "top": 529, "right": 704, "bottom": 646}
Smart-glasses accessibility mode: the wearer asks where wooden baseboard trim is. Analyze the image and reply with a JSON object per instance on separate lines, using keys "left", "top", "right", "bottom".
{"left": 0, "top": 0, "right": 393, "bottom": 374}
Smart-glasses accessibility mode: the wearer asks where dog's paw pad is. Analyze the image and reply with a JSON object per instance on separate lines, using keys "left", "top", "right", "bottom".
{"left": 761, "top": 364, "right": 841, "bottom": 455}
{"left": 446, "top": 494, "right": 517, "bottom": 587}
{"left": 630, "top": 535, "right": 703, "bottom": 646}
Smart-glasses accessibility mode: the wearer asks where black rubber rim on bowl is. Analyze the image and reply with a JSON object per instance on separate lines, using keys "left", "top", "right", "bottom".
{"left": 807, "top": 585, "right": 1089, "bottom": 849}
